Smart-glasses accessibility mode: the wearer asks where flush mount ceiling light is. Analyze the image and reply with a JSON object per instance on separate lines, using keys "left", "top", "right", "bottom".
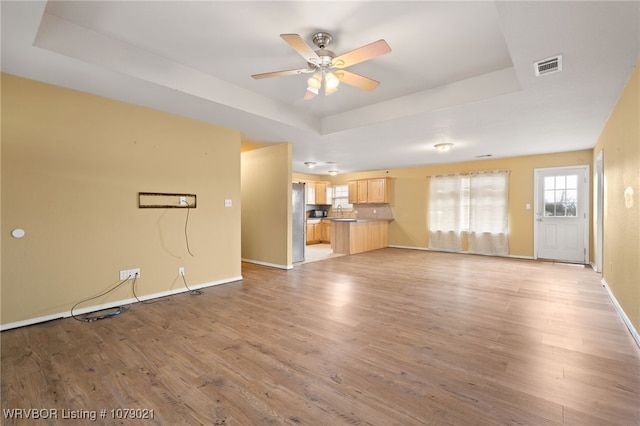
{"left": 328, "top": 170, "right": 339, "bottom": 176}
{"left": 434, "top": 143, "right": 454, "bottom": 152}
{"left": 251, "top": 32, "right": 391, "bottom": 100}
{"left": 304, "top": 161, "right": 317, "bottom": 168}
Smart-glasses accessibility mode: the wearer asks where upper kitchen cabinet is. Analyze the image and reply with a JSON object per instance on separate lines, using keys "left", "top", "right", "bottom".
{"left": 315, "top": 181, "right": 329, "bottom": 205}
{"left": 348, "top": 177, "right": 390, "bottom": 204}
{"left": 306, "top": 181, "right": 331, "bottom": 205}
{"left": 367, "top": 178, "right": 389, "bottom": 203}
{"left": 357, "top": 180, "right": 368, "bottom": 204}
{"left": 348, "top": 181, "right": 359, "bottom": 204}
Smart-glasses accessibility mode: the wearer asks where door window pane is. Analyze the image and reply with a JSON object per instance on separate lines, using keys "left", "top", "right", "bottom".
{"left": 545, "top": 176, "right": 555, "bottom": 190}
{"left": 544, "top": 174, "right": 578, "bottom": 217}
{"left": 564, "top": 189, "right": 577, "bottom": 216}
{"left": 544, "top": 190, "right": 556, "bottom": 216}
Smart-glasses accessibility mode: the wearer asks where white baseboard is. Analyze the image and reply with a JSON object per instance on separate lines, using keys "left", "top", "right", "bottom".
{"left": 388, "top": 245, "right": 534, "bottom": 260}
{"left": 505, "top": 254, "right": 536, "bottom": 260}
{"left": 241, "top": 258, "right": 292, "bottom": 270}
{"left": 388, "top": 245, "right": 430, "bottom": 251}
{"left": 0, "top": 275, "right": 243, "bottom": 331}
{"left": 601, "top": 278, "right": 640, "bottom": 348}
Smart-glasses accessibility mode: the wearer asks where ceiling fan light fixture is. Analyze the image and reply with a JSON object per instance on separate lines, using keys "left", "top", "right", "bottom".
{"left": 325, "top": 85, "right": 338, "bottom": 96}
{"left": 253, "top": 32, "right": 391, "bottom": 100}
{"left": 307, "top": 73, "right": 322, "bottom": 90}
{"left": 434, "top": 143, "right": 453, "bottom": 152}
{"left": 324, "top": 72, "right": 339, "bottom": 90}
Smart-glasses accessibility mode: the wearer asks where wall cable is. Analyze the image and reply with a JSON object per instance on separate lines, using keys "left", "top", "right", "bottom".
{"left": 181, "top": 272, "right": 201, "bottom": 295}
{"left": 184, "top": 204, "right": 195, "bottom": 257}
{"left": 70, "top": 277, "right": 131, "bottom": 322}
{"left": 131, "top": 273, "right": 164, "bottom": 304}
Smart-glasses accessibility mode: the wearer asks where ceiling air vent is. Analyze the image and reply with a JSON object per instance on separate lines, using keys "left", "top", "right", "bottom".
{"left": 534, "top": 55, "right": 562, "bottom": 76}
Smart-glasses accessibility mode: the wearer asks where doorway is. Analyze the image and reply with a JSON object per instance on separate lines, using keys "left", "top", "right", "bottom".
{"left": 534, "top": 165, "right": 589, "bottom": 263}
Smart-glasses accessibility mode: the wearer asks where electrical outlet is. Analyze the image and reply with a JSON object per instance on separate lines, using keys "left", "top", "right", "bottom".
{"left": 178, "top": 267, "right": 185, "bottom": 276}
{"left": 179, "top": 196, "right": 187, "bottom": 206}
{"left": 119, "top": 268, "right": 141, "bottom": 280}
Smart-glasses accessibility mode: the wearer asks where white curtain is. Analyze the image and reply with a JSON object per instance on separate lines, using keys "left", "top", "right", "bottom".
{"left": 428, "top": 174, "right": 463, "bottom": 251}
{"left": 468, "top": 170, "right": 509, "bottom": 255}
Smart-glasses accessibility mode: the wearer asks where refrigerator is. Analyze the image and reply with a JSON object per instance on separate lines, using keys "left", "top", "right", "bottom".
{"left": 292, "top": 183, "right": 306, "bottom": 263}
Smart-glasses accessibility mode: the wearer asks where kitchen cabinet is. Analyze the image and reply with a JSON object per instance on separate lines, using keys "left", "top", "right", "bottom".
{"left": 348, "top": 181, "right": 359, "bottom": 204}
{"left": 306, "top": 181, "right": 331, "bottom": 205}
{"left": 331, "top": 220, "right": 389, "bottom": 254}
{"left": 320, "top": 220, "right": 331, "bottom": 243}
{"left": 315, "top": 181, "right": 329, "bottom": 205}
{"left": 306, "top": 221, "right": 318, "bottom": 244}
{"left": 306, "top": 184, "right": 316, "bottom": 205}
{"left": 306, "top": 219, "right": 331, "bottom": 244}
{"left": 367, "top": 178, "right": 389, "bottom": 203}
{"left": 347, "top": 177, "right": 390, "bottom": 204}
{"left": 357, "top": 180, "right": 369, "bottom": 203}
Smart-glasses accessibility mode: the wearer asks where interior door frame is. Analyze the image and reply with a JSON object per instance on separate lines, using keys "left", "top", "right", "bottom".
{"left": 594, "top": 151, "right": 604, "bottom": 272}
{"left": 533, "top": 165, "right": 590, "bottom": 263}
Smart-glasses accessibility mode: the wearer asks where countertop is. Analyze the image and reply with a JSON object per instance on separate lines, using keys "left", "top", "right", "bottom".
{"left": 328, "top": 217, "right": 393, "bottom": 222}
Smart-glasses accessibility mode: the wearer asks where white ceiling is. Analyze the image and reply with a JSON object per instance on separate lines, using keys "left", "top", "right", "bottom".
{"left": 2, "top": 1, "right": 639, "bottom": 174}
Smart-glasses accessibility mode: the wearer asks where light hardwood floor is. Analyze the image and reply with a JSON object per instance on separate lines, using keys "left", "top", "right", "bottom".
{"left": 2, "top": 249, "right": 639, "bottom": 425}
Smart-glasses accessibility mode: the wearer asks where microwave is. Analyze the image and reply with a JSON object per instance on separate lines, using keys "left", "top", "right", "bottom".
{"left": 309, "top": 210, "right": 327, "bottom": 218}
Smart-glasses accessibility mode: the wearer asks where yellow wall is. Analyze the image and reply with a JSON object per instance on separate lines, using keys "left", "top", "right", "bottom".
{"left": 1, "top": 74, "right": 242, "bottom": 327}
{"left": 593, "top": 61, "right": 640, "bottom": 332}
{"left": 241, "top": 143, "right": 292, "bottom": 268}
{"left": 292, "top": 172, "right": 326, "bottom": 182}
{"left": 332, "top": 150, "right": 593, "bottom": 258}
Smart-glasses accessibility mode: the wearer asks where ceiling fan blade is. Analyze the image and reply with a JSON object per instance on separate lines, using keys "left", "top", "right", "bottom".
{"left": 252, "top": 68, "right": 312, "bottom": 79}
{"left": 281, "top": 34, "right": 320, "bottom": 65}
{"left": 336, "top": 70, "right": 380, "bottom": 91}
{"left": 332, "top": 39, "right": 391, "bottom": 69}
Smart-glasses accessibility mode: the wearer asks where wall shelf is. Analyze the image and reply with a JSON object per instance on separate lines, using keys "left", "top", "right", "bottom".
{"left": 138, "top": 192, "right": 197, "bottom": 208}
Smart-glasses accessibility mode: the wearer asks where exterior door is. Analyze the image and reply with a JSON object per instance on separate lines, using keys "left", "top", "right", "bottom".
{"left": 534, "top": 166, "right": 589, "bottom": 263}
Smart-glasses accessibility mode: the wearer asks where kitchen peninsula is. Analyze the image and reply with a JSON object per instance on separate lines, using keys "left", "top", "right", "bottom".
{"left": 330, "top": 218, "right": 392, "bottom": 255}
{"left": 330, "top": 177, "right": 394, "bottom": 255}
{"left": 301, "top": 177, "right": 393, "bottom": 252}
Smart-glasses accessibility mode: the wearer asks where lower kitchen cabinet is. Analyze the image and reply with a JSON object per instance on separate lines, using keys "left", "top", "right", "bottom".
{"left": 320, "top": 220, "right": 331, "bottom": 243}
{"left": 331, "top": 220, "right": 389, "bottom": 254}
{"left": 306, "top": 220, "right": 331, "bottom": 245}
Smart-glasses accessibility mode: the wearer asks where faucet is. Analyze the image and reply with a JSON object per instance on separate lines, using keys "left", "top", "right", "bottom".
{"left": 337, "top": 205, "right": 343, "bottom": 217}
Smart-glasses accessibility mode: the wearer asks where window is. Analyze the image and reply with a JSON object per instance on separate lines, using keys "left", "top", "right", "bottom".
{"left": 428, "top": 174, "right": 465, "bottom": 251}
{"left": 544, "top": 175, "right": 578, "bottom": 217}
{"left": 332, "top": 185, "right": 353, "bottom": 211}
{"left": 428, "top": 170, "right": 509, "bottom": 255}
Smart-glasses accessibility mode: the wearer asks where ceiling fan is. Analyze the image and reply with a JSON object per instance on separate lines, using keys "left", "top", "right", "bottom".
{"left": 251, "top": 32, "right": 391, "bottom": 100}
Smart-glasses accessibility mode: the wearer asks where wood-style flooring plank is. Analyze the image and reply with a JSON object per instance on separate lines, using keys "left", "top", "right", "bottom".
{"left": 2, "top": 248, "right": 639, "bottom": 425}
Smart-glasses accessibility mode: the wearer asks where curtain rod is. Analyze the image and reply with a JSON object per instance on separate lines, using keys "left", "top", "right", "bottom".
{"left": 426, "top": 169, "right": 510, "bottom": 178}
